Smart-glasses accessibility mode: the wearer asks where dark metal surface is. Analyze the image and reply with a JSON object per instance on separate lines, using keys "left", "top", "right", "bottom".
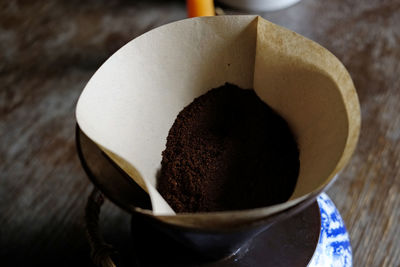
{"left": 129, "top": 202, "right": 320, "bottom": 267}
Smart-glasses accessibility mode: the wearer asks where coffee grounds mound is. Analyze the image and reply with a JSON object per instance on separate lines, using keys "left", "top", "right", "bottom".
{"left": 157, "top": 83, "right": 299, "bottom": 213}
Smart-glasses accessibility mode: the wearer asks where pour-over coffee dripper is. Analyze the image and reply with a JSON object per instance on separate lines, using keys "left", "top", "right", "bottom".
{"left": 77, "top": 127, "right": 322, "bottom": 266}
{"left": 76, "top": 15, "right": 360, "bottom": 266}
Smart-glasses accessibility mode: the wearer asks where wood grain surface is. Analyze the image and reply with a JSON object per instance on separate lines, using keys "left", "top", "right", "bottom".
{"left": 1, "top": 0, "right": 399, "bottom": 266}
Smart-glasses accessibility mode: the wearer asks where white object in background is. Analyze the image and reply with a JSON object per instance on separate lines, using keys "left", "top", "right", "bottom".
{"left": 219, "top": 0, "right": 302, "bottom": 12}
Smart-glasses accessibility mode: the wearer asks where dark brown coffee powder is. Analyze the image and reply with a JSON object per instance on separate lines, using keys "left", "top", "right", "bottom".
{"left": 157, "top": 83, "right": 299, "bottom": 213}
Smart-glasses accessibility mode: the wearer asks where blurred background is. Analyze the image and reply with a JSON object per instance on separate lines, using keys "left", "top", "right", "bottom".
{"left": 1, "top": 0, "right": 399, "bottom": 266}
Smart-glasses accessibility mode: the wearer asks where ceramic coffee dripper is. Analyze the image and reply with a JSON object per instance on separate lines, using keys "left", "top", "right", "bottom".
{"left": 76, "top": 15, "right": 360, "bottom": 261}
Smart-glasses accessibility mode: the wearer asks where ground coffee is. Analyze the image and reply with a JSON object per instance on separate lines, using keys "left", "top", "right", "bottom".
{"left": 157, "top": 83, "right": 299, "bottom": 213}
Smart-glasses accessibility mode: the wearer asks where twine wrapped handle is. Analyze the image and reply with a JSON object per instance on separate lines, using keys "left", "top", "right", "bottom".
{"left": 85, "top": 188, "right": 117, "bottom": 267}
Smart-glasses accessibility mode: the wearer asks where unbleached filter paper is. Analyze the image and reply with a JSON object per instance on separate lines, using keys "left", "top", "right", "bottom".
{"left": 76, "top": 16, "right": 360, "bottom": 229}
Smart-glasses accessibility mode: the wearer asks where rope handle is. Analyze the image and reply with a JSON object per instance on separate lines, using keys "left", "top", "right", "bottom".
{"left": 85, "top": 188, "right": 117, "bottom": 267}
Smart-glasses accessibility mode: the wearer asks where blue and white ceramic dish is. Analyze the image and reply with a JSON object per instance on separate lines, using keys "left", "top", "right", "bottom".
{"left": 308, "top": 193, "right": 352, "bottom": 267}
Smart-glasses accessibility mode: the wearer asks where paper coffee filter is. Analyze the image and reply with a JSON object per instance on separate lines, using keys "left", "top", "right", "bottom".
{"left": 76, "top": 15, "right": 360, "bottom": 229}
{"left": 254, "top": 18, "right": 360, "bottom": 202}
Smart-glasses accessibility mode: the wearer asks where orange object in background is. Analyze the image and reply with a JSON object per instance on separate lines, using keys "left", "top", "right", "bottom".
{"left": 186, "top": 0, "right": 215, "bottom": 17}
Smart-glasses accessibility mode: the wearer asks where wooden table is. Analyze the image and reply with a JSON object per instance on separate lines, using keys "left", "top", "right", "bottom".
{"left": 1, "top": 0, "right": 399, "bottom": 266}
